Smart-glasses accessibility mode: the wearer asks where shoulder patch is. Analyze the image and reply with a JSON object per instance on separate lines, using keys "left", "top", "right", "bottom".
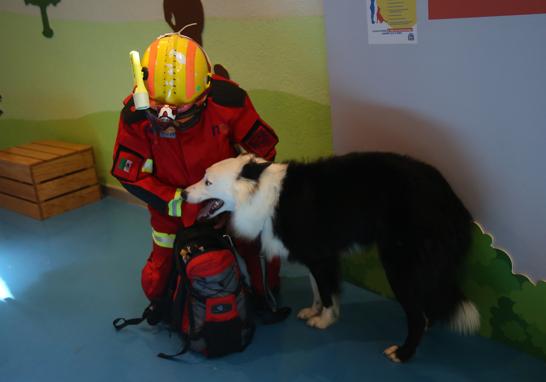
{"left": 242, "top": 120, "right": 279, "bottom": 158}
{"left": 209, "top": 78, "right": 247, "bottom": 108}
{"left": 112, "top": 146, "right": 144, "bottom": 182}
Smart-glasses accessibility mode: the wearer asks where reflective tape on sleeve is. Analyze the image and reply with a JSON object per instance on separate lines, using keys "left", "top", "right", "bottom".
{"left": 152, "top": 230, "right": 176, "bottom": 248}
{"left": 168, "top": 188, "right": 183, "bottom": 217}
{"left": 141, "top": 159, "right": 154, "bottom": 174}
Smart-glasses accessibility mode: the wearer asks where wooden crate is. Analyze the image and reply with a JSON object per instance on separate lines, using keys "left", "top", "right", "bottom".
{"left": 0, "top": 140, "right": 101, "bottom": 219}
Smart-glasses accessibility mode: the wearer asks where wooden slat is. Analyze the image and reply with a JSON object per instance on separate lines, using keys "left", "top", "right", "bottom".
{"left": 4, "top": 147, "right": 58, "bottom": 161}
{"left": 36, "top": 168, "right": 98, "bottom": 201}
{"left": 0, "top": 151, "right": 42, "bottom": 166}
{"left": 41, "top": 184, "right": 101, "bottom": 219}
{"left": 35, "top": 140, "right": 91, "bottom": 152}
{"left": 0, "top": 152, "right": 38, "bottom": 183}
{"left": 32, "top": 150, "right": 94, "bottom": 183}
{"left": 0, "top": 177, "right": 37, "bottom": 201}
{"left": 17, "top": 143, "right": 73, "bottom": 156}
{"left": 0, "top": 192, "right": 42, "bottom": 219}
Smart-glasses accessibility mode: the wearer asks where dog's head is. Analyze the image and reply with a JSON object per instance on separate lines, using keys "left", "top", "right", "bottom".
{"left": 183, "top": 154, "right": 272, "bottom": 220}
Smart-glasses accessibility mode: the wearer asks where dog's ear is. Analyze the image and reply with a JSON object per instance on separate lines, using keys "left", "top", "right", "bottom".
{"left": 239, "top": 160, "right": 271, "bottom": 181}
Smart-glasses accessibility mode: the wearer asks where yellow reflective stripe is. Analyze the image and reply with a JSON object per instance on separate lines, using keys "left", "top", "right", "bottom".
{"left": 141, "top": 159, "right": 154, "bottom": 174}
{"left": 168, "top": 188, "right": 183, "bottom": 217}
{"left": 152, "top": 230, "right": 175, "bottom": 248}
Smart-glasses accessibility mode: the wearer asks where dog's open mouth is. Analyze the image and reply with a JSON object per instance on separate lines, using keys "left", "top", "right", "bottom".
{"left": 197, "top": 198, "right": 224, "bottom": 220}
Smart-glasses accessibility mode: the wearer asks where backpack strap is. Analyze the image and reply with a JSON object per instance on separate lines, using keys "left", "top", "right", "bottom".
{"left": 222, "top": 234, "right": 252, "bottom": 289}
{"left": 113, "top": 304, "right": 158, "bottom": 330}
{"left": 222, "top": 234, "right": 291, "bottom": 324}
{"left": 256, "top": 253, "right": 292, "bottom": 324}
{"left": 157, "top": 337, "right": 190, "bottom": 360}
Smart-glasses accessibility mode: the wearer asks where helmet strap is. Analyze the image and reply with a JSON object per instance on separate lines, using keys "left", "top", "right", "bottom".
{"left": 145, "top": 102, "right": 205, "bottom": 133}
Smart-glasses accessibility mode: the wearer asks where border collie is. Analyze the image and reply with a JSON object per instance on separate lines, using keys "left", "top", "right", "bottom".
{"left": 182, "top": 152, "right": 480, "bottom": 362}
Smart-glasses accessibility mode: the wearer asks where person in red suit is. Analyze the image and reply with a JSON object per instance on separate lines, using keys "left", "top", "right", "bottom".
{"left": 112, "top": 32, "right": 282, "bottom": 318}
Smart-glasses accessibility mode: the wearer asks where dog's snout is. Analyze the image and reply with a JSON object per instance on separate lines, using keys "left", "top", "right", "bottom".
{"left": 181, "top": 190, "right": 188, "bottom": 201}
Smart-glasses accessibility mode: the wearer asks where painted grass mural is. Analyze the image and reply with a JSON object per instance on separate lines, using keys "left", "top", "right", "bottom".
{"left": 342, "top": 225, "right": 546, "bottom": 360}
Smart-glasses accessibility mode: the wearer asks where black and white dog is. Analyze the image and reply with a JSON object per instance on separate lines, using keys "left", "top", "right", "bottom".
{"left": 182, "top": 152, "right": 480, "bottom": 362}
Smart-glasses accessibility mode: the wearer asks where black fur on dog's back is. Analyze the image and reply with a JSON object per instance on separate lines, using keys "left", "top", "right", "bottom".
{"left": 272, "top": 152, "right": 473, "bottom": 324}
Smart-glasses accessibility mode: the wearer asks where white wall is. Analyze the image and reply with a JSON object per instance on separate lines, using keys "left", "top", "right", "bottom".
{"left": 323, "top": 0, "right": 546, "bottom": 281}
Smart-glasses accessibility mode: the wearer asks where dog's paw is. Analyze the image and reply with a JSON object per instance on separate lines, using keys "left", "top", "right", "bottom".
{"left": 383, "top": 345, "right": 401, "bottom": 363}
{"left": 383, "top": 345, "right": 415, "bottom": 363}
{"left": 305, "top": 307, "right": 337, "bottom": 329}
{"left": 297, "top": 306, "right": 321, "bottom": 320}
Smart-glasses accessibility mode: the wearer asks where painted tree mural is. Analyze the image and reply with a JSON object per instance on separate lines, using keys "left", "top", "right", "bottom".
{"left": 163, "top": 0, "right": 204, "bottom": 44}
{"left": 163, "top": 0, "right": 230, "bottom": 79}
{"left": 24, "top": 0, "right": 61, "bottom": 38}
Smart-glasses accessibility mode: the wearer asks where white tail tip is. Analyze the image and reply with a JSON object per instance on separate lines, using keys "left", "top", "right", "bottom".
{"left": 449, "top": 300, "right": 480, "bottom": 335}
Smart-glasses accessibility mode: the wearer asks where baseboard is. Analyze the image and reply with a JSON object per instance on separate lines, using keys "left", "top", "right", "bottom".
{"left": 101, "top": 184, "right": 146, "bottom": 207}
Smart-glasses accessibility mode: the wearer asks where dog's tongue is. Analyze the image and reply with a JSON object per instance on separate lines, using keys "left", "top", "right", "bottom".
{"left": 197, "top": 199, "right": 223, "bottom": 221}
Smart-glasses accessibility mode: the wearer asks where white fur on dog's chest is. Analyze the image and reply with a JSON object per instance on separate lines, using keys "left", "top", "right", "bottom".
{"left": 260, "top": 218, "right": 289, "bottom": 260}
{"left": 229, "top": 161, "right": 289, "bottom": 259}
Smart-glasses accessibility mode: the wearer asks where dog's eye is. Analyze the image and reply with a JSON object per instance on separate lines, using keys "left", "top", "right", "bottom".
{"left": 205, "top": 179, "right": 212, "bottom": 186}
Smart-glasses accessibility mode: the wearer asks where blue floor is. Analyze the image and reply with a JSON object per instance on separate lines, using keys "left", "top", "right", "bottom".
{"left": 0, "top": 197, "right": 544, "bottom": 382}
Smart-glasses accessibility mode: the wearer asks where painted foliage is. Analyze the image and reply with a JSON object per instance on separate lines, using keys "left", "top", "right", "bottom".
{"left": 342, "top": 224, "right": 546, "bottom": 360}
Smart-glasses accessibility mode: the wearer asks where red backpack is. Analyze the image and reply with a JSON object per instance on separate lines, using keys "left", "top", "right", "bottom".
{"left": 114, "top": 223, "right": 255, "bottom": 358}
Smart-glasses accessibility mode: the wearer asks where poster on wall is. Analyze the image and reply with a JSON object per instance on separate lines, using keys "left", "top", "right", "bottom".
{"left": 429, "top": 0, "right": 546, "bottom": 19}
{"left": 367, "top": 0, "right": 417, "bottom": 44}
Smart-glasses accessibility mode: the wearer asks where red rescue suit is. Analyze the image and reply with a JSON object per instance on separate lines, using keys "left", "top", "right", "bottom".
{"left": 112, "top": 75, "right": 280, "bottom": 302}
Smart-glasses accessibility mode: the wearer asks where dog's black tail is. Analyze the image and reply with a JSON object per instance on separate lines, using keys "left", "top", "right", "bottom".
{"left": 422, "top": 275, "right": 480, "bottom": 335}
{"left": 422, "top": 264, "right": 481, "bottom": 335}
{"left": 419, "top": 180, "right": 480, "bottom": 334}
{"left": 428, "top": 243, "right": 480, "bottom": 334}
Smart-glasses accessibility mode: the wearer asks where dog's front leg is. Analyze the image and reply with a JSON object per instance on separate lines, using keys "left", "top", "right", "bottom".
{"left": 301, "top": 258, "right": 340, "bottom": 329}
{"left": 297, "top": 272, "right": 323, "bottom": 320}
{"left": 306, "top": 294, "right": 339, "bottom": 329}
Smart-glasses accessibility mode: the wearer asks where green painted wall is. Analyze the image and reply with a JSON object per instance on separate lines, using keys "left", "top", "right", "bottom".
{"left": 0, "top": 12, "right": 329, "bottom": 119}
{"left": 0, "top": 11, "right": 332, "bottom": 184}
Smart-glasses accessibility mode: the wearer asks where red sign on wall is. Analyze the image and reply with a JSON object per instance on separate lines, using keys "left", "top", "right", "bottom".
{"left": 429, "top": 0, "right": 546, "bottom": 20}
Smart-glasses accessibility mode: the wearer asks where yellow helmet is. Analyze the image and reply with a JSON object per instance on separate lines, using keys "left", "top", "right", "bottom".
{"left": 141, "top": 33, "right": 212, "bottom": 106}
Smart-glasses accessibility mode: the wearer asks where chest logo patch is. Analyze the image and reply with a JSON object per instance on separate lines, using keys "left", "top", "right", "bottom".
{"left": 160, "top": 126, "right": 177, "bottom": 139}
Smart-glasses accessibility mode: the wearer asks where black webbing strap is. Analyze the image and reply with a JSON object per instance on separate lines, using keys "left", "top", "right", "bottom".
{"left": 112, "top": 305, "right": 154, "bottom": 331}
{"left": 157, "top": 337, "right": 190, "bottom": 360}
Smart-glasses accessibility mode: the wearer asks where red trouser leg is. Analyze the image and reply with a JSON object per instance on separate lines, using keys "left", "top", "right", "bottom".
{"left": 141, "top": 207, "right": 181, "bottom": 302}
{"left": 235, "top": 238, "right": 281, "bottom": 296}
{"left": 141, "top": 243, "right": 174, "bottom": 301}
